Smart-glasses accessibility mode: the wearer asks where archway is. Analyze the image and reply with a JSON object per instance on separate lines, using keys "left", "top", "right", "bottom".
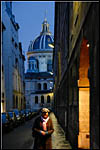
{"left": 78, "top": 38, "right": 90, "bottom": 149}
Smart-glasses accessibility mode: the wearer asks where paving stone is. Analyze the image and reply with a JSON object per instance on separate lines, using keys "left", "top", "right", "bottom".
{"left": 50, "top": 112, "right": 72, "bottom": 149}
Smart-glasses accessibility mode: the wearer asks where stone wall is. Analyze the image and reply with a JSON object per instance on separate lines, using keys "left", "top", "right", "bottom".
{"left": 54, "top": 1, "right": 99, "bottom": 149}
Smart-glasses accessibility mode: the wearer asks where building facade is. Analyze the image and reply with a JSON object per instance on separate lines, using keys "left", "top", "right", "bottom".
{"left": 1, "top": 22, "right": 6, "bottom": 113}
{"left": 1, "top": 2, "right": 25, "bottom": 112}
{"left": 54, "top": 2, "right": 99, "bottom": 149}
{"left": 25, "top": 18, "right": 54, "bottom": 111}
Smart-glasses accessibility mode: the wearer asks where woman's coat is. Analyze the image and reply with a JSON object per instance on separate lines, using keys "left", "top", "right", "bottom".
{"left": 32, "top": 116, "right": 54, "bottom": 149}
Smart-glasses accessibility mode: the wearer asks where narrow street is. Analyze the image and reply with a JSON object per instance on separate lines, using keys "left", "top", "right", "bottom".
{"left": 2, "top": 112, "right": 72, "bottom": 149}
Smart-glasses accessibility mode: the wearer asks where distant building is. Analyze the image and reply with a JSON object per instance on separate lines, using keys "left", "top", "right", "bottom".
{"left": 25, "top": 18, "right": 54, "bottom": 111}
{"left": 54, "top": 2, "right": 99, "bottom": 149}
{"left": 1, "top": 2, "right": 25, "bottom": 112}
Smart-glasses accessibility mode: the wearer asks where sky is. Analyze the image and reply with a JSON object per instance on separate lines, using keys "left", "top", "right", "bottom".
{"left": 12, "top": 1, "right": 55, "bottom": 72}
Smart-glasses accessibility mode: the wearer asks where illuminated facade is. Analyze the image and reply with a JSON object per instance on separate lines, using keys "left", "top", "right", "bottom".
{"left": 25, "top": 18, "right": 54, "bottom": 111}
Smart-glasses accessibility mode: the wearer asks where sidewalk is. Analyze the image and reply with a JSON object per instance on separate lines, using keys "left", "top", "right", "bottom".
{"left": 50, "top": 112, "right": 72, "bottom": 149}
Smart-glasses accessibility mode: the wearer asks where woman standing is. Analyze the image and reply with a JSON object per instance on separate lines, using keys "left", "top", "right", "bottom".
{"left": 32, "top": 108, "right": 54, "bottom": 149}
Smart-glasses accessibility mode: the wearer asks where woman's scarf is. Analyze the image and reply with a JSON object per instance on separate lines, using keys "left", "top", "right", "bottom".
{"left": 41, "top": 116, "right": 49, "bottom": 131}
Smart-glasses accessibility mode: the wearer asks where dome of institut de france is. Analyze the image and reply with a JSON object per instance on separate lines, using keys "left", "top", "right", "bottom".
{"left": 28, "top": 18, "right": 54, "bottom": 52}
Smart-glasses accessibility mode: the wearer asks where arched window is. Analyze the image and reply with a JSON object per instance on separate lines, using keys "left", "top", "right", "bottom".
{"left": 35, "top": 96, "right": 38, "bottom": 104}
{"left": 44, "top": 83, "right": 47, "bottom": 90}
{"left": 38, "top": 83, "right": 41, "bottom": 90}
{"left": 47, "top": 95, "right": 50, "bottom": 103}
{"left": 41, "top": 96, "right": 44, "bottom": 104}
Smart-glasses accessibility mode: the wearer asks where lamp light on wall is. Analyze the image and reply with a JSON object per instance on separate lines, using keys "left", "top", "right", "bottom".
{"left": 49, "top": 72, "right": 53, "bottom": 75}
{"left": 48, "top": 42, "right": 54, "bottom": 48}
{"left": 86, "top": 42, "right": 90, "bottom": 48}
{"left": 50, "top": 87, "right": 52, "bottom": 89}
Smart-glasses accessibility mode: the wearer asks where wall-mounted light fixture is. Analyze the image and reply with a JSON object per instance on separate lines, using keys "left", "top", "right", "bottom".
{"left": 48, "top": 42, "right": 54, "bottom": 48}
{"left": 86, "top": 42, "right": 90, "bottom": 48}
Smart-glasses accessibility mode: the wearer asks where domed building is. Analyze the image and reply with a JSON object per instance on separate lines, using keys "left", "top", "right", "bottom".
{"left": 25, "top": 18, "right": 54, "bottom": 111}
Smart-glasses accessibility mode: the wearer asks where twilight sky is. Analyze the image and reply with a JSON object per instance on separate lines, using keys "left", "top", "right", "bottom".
{"left": 12, "top": 1, "right": 55, "bottom": 72}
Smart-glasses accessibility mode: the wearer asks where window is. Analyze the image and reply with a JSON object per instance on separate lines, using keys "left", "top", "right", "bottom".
{"left": 2, "top": 93, "right": 4, "bottom": 98}
{"left": 32, "top": 63, "right": 34, "bottom": 70}
{"left": 16, "top": 96, "right": 18, "bottom": 108}
{"left": 43, "top": 83, "right": 47, "bottom": 90}
{"left": 47, "top": 96, "right": 50, "bottom": 103}
{"left": 15, "top": 42, "right": 17, "bottom": 48}
{"left": 41, "top": 96, "right": 44, "bottom": 104}
{"left": 16, "top": 58, "right": 18, "bottom": 63}
{"left": 2, "top": 65, "right": 4, "bottom": 72}
{"left": 12, "top": 37, "right": 14, "bottom": 42}
{"left": 47, "top": 59, "right": 52, "bottom": 72}
{"left": 47, "top": 64, "right": 52, "bottom": 72}
{"left": 38, "top": 83, "right": 41, "bottom": 90}
{"left": 15, "top": 58, "right": 18, "bottom": 68}
{"left": 35, "top": 96, "right": 38, "bottom": 104}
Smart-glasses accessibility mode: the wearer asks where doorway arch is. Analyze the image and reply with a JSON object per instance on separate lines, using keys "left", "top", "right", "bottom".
{"left": 78, "top": 38, "right": 90, "bottom": 149}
